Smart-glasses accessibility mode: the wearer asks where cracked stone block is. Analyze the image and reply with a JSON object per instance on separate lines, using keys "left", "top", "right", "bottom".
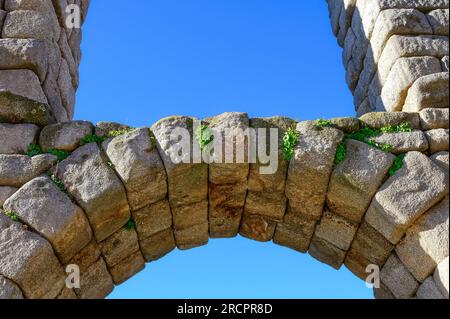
{"left": 427, "top": 9, "right": 449, "bottom": 35}
{"left": 103, "top": 128, "right": 167, "bottom": 211}
{"left": 109, "top": 251, "right": 145, "bottom": 285}
{"left": 0, "top": 123, "right": 40, "bottom": 154}
{"left": 0, "top": 275, "right": 24, "bottom": 299}
{"left": 309, "top": 235, "right": 346, "bottom": 270}
{"left": 285, "top": 121, "right": 344, "bottom": 221}
{"left": 381, "top": 254, "right": 419, "bottom": 299}
{"left": 0, "top": 154, "right": 56, "bottom": 187}
{"left": 403, "top": 72, "right": 449, "bottom": 112}
{"left": 420, "top": 108, "right": 449, "bottom": 130}
{"left": 132, "top": 199, "right": 172, "bottom": 241}
{"left": 39, "top": 121, "right": 93, "bottom": 152}
{"left": 327, "top": 139, "right": 395, "bottom": 223}
{"left": 434, "top": 256, "right": 449, "bottom": 298}
{"left": 314, "top": 210, "right": 358, "bottom": 251}
{"left": 365, "top": 152, "right": 448, "bottom": 244}
{"left": 140, "top": 228, "right": 176, "bottom": 262}
{"left": 273, "top": 212, "right": 316, "bottom": 253}
{"left": 100, "top": 228, "right": 140, "bottom": 268}
{"left": 74, "top": 257, "right": 114, "bottom": 299}
{"left": 359, "top": 111, "right": 421, "bottom": 130}
{"left": 378, "top": 56, "right": 442, "bottom": 112}
{"left": 345, "top": 222, "right": 394, "bottom": 280}
{"left": 0, "top": 222, "right": 66, "bottom": 299}
{"left": 206, "top": 112, "right": 249, "bottom": 238}
{"left": 174, "top": 222, "right": 209, "bottom": 250}
{"left": 425, "top": 129, "right": 449, "bottom": 153}
{"left": 240, "top": 213, "right": 277, "bottom": 242}
{"left": 396, "top": 196, "right": 449, "bottom": 282}
{"left": 0, "top": 186, "right": 17, "bottom": 207}
{"left": 416, "top": 277, "right": 445, "bottom": 299}
{"left": 55, "top": 143, "right": 130, "bottom": 242}
{"left": 0, "top": 69, "right": 54, "bottom": 126}
{"left": 4, "top": 176, "right": 92, "bottom": 264}
{"left": 370, "top": 131, "right": 429, "bottom": 154}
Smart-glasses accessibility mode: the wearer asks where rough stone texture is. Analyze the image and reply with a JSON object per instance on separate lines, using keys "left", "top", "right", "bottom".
{"left": 327, "top": 139, "right": 395, "bottom": 223}
{"left": 74, "top": 257, "right": 114, "bottom": 299}
{"left": 425, "top": 129, "right": 449, "bottom": 153}
{"left": 0, "top": 123, "right": 40, "bottom": 154}
{"left": 0, "top": 154, "right": 56, "bottom": 187}
{"left": 132, "top": 199, "right": 173, "bottom": 241}
{"left": 309, "top": 235, "right": 346, "bottom": 270}
{"left": 109, "top": 250, "right": 145, "bottom": 285}
{"left": 431, "top": 151, "right": 449, "bottom": 176}
{"left": 0, "top": 274, "right": 24, "bottom": 299}
{"left": 0, "top": 186, "right": 17, "bottom": 207}
{"left": 314, "top": 210, "right": 358, "bottom": 251}
{"left": 416, "top": 277, "right": 445, "bottom": 299}
{"left": 360, "top": 112, "right": 420, "bottom": 129}
{"left": 95, "top": 122, "right": 133, "bottom": 137}
{"left": 100, "top": 228, "right": 140, "bottom": 268}
{"left": 4, "top": 176, "right": 92, "bottom": 263}
{"left": 140, "top": 228, "right": 176, "bottom": 262}
{"left": 68, "top": 240, "right": 101, "bottom": 273}
{"left": 381, "top": 254, "right": 419, "bottom": 299}
{"left": 365, "top": 152, "right": 448, "bottom": 244}
{"left": 55, "top": 143, "right": 131, "bottom": 242}
{"left": 396, "top": 196, "right": 449, "bottom": 282}
{"left": 285, "top": 121, "right": 344, "bottom": 221}
{"left": 273, "top": 212, "right": 316, "bottom": 253}
{"left": 370, "top": 130, "right": 430, "bottom": 154}
{"left": 373, "top": 283, "right": 395, "bottom": 300}
{"left": 403, "top": 72, "right": 449, "bottom": 112}
{"left": 434, "top": 256, "right": 449, "bottom": 298}
{"left": 0, "top": 221, "right": 66, "bottom": 299}
{"left": 420, "top": 108, "right": 449, "bottom": 130}
{"left": 39, "top": 121, "right": 93, "bottom": 152}
{"left": 240, "top": 213, "right": 277, "bottom": 242}
{"left": 102, "top": 128, "right": 167, "bottom": 211}
{"left": 427, "top": 9, "right": 449, "bottom": 35}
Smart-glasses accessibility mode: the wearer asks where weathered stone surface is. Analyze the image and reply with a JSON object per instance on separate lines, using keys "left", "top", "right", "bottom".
{"left": 329, "top": 116, "right": 360, "bottom": 133}
{"left": 0, "top": 69, "right": 53, "bottom": 126}
{"left": 420, "top": 108, "right": 449, "bottom": 130}
{"left": 373, "top": 283, "right": 395, "bottom": 300}
{"left": 109, "top": 251, "right": 145, "bottom": 285}
{"left": 0, "top": 123, "right": 39, "bottom": 154}
{"left": 359, "top": 112, "right": 420, "bottom": 130}
{"left": 56, "top": 287, "right": 77, "bottom": 299}
{"left": 240, "top": 214, "right": 277, "bottom": 242}
{"left": 345, "top": 222, "right": 394, "bottom": 280}
{"left": 140, "top": 228, "right": 176, "bottom": 262}
{"left": 74, "top": 257, "right": 114, "bottom": 299}
{"left": 403, "top": 72, "right": 449, "bottom": 112}
{"left": 381, "top": 254, "right": 419, "bottom": 299}
{"left": 0, "top": 274, "right": 24, "bottom": 299}
{"left": 396, "top": 196, "right": 449, "bottom": 282}
{"left": 0, "top": 154, "right": 56, "bottom": 187}
{"left": 431, "top": 151, "right": 449, "bottom": 174}
{"left": 285, "top": 121, "right": 344, "bottom": 221}
{"left": 365, "top": 152, "right": 448, "bottom": 244}
{"left": 416, "top": 277, "right": 445, "bottom": 299}
{"left": 378, "top": 56, "right": 442, "bottom": 112}
{"left": 314, "top": 210, "right": 358, "bottom": 251}
{"left": 0, "top": 222, "right": 65, "bottom": 299}
{"left": 39, "top": 121, "right": 93, "bottom": 152}
{"left": 337, "top": 0, "right": 356, "bottom": 47}
{"left": 370, "top": 131, "right": 429, "bottom": 154}
{"left": 427, "top": 9, "right": 449, "bottom": 35}
{"left": 434, "top": 256, "right": 449, "bottom": 298}
{"left": 442, "top": 56, "right": 449, "bottom": 71}
{"left": 425, "top": 129, "right": 449, "bottom": 153}
{"left": 309, "top": 235, "right": 346, "bottom": 270}
{"left": 273, "top": 212, "right": 316, "bottom": 253}
{"left": 2, "top": 10, "right": 59, "bottom": 42}
{"left": 132, "top": 199, "right": 172, "bottom": 241}
{"left": 0, "top": 10, "right": 5, "bottom": 30}
{"left": 4, "top": 176, "right": 92, "bottom": 263}
{"left": 57, "top": 58, "right": 75, "bottom": 117}
{"left": 100, "top": 228, "right": 140, "bottom": 267}
{"left": 55, "top": 143, "right": 130, "bottom": 241}
{"left": 68, "top": 240, "right": 101, "bottom": 273}
{"left": 0, "top": 186, "right": 17, "bottom": 207}
{"left": 95, "top": 121, "right": 132, "bottom": 137}
{"left": 244, "top": 192, "right": 287, "bottom": 222}
{"left": 206, "top": 112, "right": 249, "bottom": 238}
{"left": 103, "top": 128, "right": 167, "bottom": 211}
{"left": 327, "top": 139, "right": 395, "bottom": 223}
{"left": 151, "top": 116, "right": 208, "bottom": 248}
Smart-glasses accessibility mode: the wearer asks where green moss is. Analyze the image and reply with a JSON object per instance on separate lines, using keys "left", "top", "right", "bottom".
{"left": 107, "top": 161, "right": 115, "bottom": 169}
{"left": 46, "top": 172, "right": 67, "bottom": 193}
{"left": 26, "top": 144, "right": 70, "bottom": 162}
{"left": 124, "top": 219, "right": 136, "bottom": 231}
{"left": 107, "top": 128, "right": 135, "bottom": 138}
{"left": 195, "top": 124, "right": 214, "bottom": 151}
{"left": 315, "top": 118, "right": 332, "bottom": 128}
{"left": 335, "top": 142, "right": 346, "bottom": 165}
{"left": 282, "top": 127, "right": 299, "bottom": 161}
{"left": 79, "top": 134, "right": 106, "bottom": 146}
{"left": 389, "top": 153, "right": 406, "bottom": 176}
{"left": 26, "top": 144, "right": 43, "bottom": 157}
{"left": 47, "top": 149, "right": 71, "bottom": 162}
{"left": 4, "top": 210, "right": 21, "bottom": 223}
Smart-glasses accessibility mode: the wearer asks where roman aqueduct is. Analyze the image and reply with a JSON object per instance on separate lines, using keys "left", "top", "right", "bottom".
{"left": 0, "top": 0, "right": 449, "bottom": 299}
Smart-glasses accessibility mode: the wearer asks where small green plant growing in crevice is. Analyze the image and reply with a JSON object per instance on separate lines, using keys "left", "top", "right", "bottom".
{"left": 107, "top": 161, "right": 115, "bottom": 169}
{"left": 389, "top": 153, "right": 406, "bottom": 176}
{"left": 283, "top": 127, "right": 299, "bottom": 161}
{"left": 107, "top": 128, "right": 135, "bottom": 138}
{"left": 26, "top": 144, "right": 43, "bottom": 157}
{"left": 380, "top": 122, "right": 412, "bottom": 134}
{"left": 79, "top": 134, "right": 106, "bottom": 146}
{"left": 26, "top": 144, "right": 71, "bottom": 162}
{"left": 335, "top": 142, "right": 347, "bottom": 165}
{"left": 124, "top": 219, "right": 136, "bottom": 230}
{"left": 47, "top": 149, "right": 71, "bottom": 162}
{"left": 46, "top": 172, "right": 67, "bottom": 193}
{"left": 315, "top": 118, "right": 332, "bottom": 128}
{"left": 195, "top": 124, "right": 214, "bottom": 151}
{"left": 4, "top": 210, "right": 21, "bottom": 223}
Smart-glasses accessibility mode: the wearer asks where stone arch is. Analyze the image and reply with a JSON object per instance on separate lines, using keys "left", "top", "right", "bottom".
{"left": 0, "top": 0, "right": 449, "bottom": 299}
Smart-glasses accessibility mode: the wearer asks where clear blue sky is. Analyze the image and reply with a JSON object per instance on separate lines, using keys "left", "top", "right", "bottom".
{"left": 75, "top": 0, "right": 372, "bottom": 299}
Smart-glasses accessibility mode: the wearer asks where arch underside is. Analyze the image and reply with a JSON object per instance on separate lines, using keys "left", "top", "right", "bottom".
{"left": 0, "top": 0, "right": 449, "bottom": 299}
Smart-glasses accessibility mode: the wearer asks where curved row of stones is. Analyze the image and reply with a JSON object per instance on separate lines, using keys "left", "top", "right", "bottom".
{"left": 0, "top": 110, "right": 449, "bottom": 299}
{"left": 327, "top": 0, "right": 449, "bottom": 115}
